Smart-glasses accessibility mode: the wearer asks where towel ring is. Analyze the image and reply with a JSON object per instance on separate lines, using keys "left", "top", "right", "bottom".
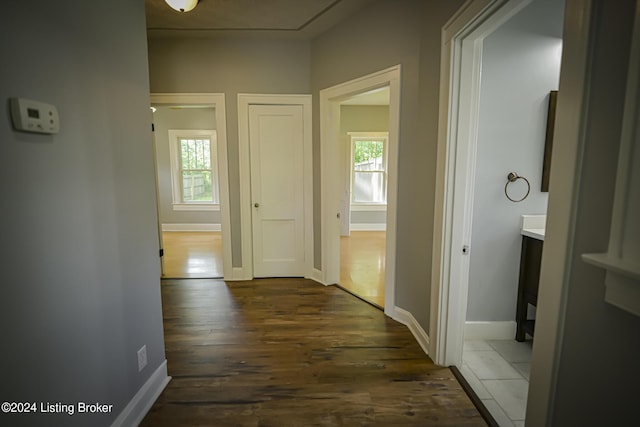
{"left": 505, "top": 172, "right": 530, "bottom": 202}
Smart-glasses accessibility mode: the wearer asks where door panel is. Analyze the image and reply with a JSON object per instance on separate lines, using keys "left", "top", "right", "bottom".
{"left": 249, "top": 105, "right": 305, "bottom": 277}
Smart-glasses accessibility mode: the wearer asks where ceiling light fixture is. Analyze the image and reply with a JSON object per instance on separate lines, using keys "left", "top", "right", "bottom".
{"left": 164, "top": 0, "right": 199, "bottom": 13}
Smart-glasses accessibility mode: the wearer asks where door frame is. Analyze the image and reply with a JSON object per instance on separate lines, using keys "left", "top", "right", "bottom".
{"left": 150, "top": 110, "right": 165, "bottom": 277}
{"left": 430, "top": 0, "right": 594, "bottom": 424}
{"left": 149, "top": 93, "right": 233, "bottom": 280}
{"left": 320, "top": 65, "right": 401, "bottom": 318}
{"left": 237, "top": 94, "right": 313, "bottom": 279}
{"left": 430, "top": 0, "right": 534, "bottom": 367}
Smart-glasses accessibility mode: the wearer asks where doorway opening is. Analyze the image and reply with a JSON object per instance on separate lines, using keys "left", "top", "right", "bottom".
{"left": 337, "top": 88, "right": 390, "bottom": 308}
{"left": 150, "top": 93, "right": 232, "bottom": 280}
{"left": 430, "top": 0, "right": 565, "bottom": 425}
{"left": 320, "top": 66, "right": 401, "bottom": 318}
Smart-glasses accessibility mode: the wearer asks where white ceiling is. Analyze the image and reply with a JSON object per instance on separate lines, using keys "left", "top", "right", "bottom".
{"left": 145, "top": 0, "right": 375, "bottom": 39}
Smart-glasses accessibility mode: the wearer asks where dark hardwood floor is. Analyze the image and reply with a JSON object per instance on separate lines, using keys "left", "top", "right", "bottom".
{"left": 141, "top": 278, "right": 485, "bottom": 426}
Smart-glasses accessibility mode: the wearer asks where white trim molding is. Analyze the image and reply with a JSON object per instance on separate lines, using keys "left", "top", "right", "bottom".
{"left": 307, "top": 268, "right": 326, "bottom": 286}
{"left": 172, "top": 204, "right": 220, "bottom": 212}
{"left": 228, "top": 267, "right": 252, "bottom": 281}
{"left": 320, "top": 65, "right": 401, "bottom": 319}
{"left": 350, "top": 204, "right": 387, "bottom": 212}
{"left": 237, "top": 94, "right": 314, "bottom": 280}
{"left": 464, "top": 321, "right": 517, "bottom": 340}
{"left": 150, "top": 93, "right": 233, "bottom": 281}
{"left": 393, "top": 307, "right": 431, "bottom": 357}
{"left": 349, "top": 223, "right": 386, "bottom": 231}
{"left": 110, "top": 360, "right": 170, "bottom": 427}
{"left": 161, "top": 223, "right": 221, "bottom": 232}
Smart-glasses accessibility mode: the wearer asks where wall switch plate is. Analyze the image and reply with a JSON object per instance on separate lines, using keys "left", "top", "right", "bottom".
{"left": 137, "top": 345, "right": 147, "bottom": 372}
{"left": 10, "top": 97, "right": 59, "bottom": 134}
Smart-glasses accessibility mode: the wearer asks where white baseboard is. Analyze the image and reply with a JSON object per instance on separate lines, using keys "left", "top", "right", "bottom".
{"left": 110, "top": 360, "right": 170, "bottom": 427}
{"left": 162, "top": 223, "right": 221, "bottom": 232}
{"left": 224, "top": 267, "right": 252, "bottom": 281}
{"left": 464, "top": 321, "right": 517, "bottom": 340}
{"left": 393, "top": 307, "right": 430, "bottom": 357}
{"left": 350, "top": 223, "right": 386, "bottom": 231}
{"left": 307, "top": 268, "right": 325, "bottom": 285}
{"left": 225, "top": 267, "right": 325, "bottom": 283}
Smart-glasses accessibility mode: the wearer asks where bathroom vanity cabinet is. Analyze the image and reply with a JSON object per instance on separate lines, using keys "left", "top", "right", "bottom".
{"left": 515, "top": 235, "right": 543, "bottom": 341}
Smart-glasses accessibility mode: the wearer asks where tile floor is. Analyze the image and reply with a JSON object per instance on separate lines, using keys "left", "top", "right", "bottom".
{"left": 461, "top": 339, "right": 533, "bottom": 427}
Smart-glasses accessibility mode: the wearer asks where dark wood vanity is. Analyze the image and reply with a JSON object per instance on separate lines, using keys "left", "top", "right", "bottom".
{"left": 515, "top": 235, "right": 543, "bottom": 341}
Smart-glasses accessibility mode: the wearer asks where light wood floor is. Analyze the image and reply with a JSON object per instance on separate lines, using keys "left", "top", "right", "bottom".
{"left": 162, "top": 231, "right": 386, "bottom": 310}
{"left": 161, "top": 231, "right": 224, "bottom": 278}
{"left": 141, "top": 278, "right": 484, "bottom": 426}
{"left": 340, "top": 231, "right": 386, "bottom": 307}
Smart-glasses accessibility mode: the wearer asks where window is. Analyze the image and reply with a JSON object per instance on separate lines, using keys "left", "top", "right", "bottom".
{"left": 168, "top": 129, "right": 219, "bottom": 211}
{"left": 349, "top": 132, "right": 388, "bottom": 206}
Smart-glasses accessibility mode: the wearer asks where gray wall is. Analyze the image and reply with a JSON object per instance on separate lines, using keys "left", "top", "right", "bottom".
{"left": 148, "top": 37, "right": 310, "bottom": 266}
{"left": 549, "top": 0, "right": 640, "bottom": 423}
{"left": 415, "top": 0, "right": 467, "bottom": 330}
{"left": 152, "top": 106, "right": 221, "bottom": 225}
{"left": 340, "top": 105, "right": 389, "bottom": 225}
{"left": 311, "top": 0, "right": 465, "bottom": 329}
{"left": 466, "top": 0, "right": 564, "bottom": 322}
{"left": 0, "top": 1, "right": 165, "bottom": 426}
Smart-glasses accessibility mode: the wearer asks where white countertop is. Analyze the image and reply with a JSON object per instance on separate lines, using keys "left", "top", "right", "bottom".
{"left": 521, "top": 215, "right": 546, "bottom": 241}
{"left": 521, "top": 228, "right": 545, "bottom": 240}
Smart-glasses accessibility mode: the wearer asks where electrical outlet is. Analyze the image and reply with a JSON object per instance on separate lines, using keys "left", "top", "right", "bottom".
{"left": 137, "top": 345, "right": 147, "bottom": 372}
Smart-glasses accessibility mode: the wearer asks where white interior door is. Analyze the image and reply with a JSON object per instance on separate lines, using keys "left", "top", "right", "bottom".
{"left": 249, "top": 104, "right": 305, "bottom": 277}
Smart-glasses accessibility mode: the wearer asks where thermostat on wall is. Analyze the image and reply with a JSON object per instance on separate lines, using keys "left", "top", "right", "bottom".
{"left": 10, "top": 97, "right": 59, "bottom": 134}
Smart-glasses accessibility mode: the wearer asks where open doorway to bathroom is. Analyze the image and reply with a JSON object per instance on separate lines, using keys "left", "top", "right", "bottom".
{"left": 455, "top": 0, "right": 565, "bottom": 425}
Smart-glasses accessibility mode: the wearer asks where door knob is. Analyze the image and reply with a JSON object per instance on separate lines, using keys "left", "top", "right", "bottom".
{"left": 254, "top": 203, "right": 260, "bottom": 208}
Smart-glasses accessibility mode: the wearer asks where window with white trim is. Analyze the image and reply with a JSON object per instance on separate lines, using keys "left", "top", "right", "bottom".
{"left": 349, "top": 132, "right": 388, "bottom": 206}
{"left": 168, "top": 129, "right": 219, "bottom": 211}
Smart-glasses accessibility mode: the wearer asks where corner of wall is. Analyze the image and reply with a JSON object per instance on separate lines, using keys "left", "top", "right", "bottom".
{"left": 393, "top": 307, "right": 431, "bottom": 358}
